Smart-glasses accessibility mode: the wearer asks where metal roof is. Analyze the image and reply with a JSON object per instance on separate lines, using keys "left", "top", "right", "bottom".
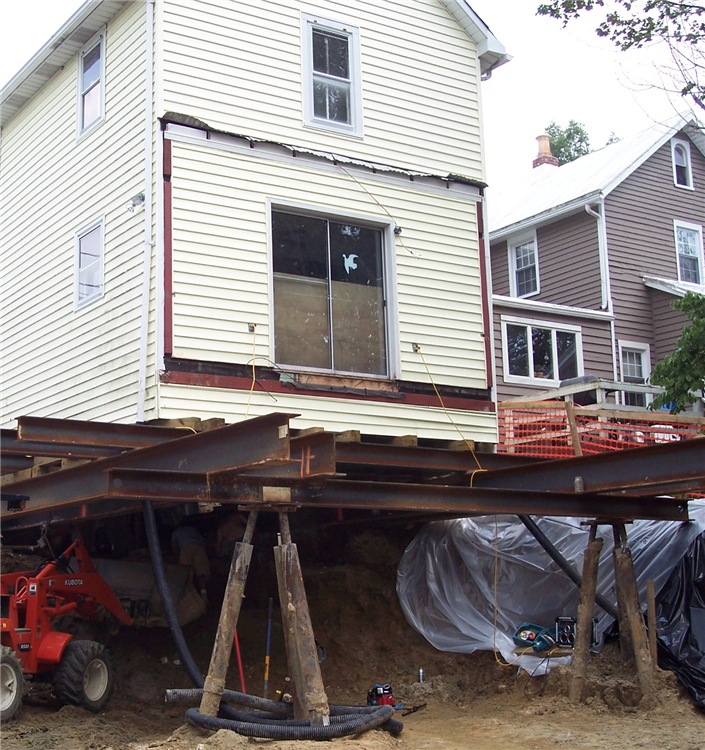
{"left": 489, "top": 114, "right": 705, "bottom": 239}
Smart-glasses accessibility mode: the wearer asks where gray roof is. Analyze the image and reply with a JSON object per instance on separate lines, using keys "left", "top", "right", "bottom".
{"left": 489, "top": 113, "right": 705, "bottom": 239}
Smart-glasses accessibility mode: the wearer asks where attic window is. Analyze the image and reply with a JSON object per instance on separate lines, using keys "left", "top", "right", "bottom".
{"left": 302, "top": 15, "right": 362, "bottom": 137}
{"left": 508, "top": 234, "right": 539, "bottom": 298}
{"left": 78, "top": 31, "right": 105, "bottom": 137}
{"left": 671, "top": 138, "right": 693, "bottom": 189}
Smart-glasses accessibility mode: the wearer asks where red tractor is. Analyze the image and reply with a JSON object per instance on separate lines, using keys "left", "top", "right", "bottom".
{"left": 1, "top": 538, "right": 133, "bottom": 721}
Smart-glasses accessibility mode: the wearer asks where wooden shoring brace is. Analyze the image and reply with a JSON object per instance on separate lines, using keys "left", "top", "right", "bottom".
{"left": 612, "top": 523, "right": 653, "bottom": 695}
{"left": 274, "top": 512, "right": 330, "bottom": 725}
{"left": 200, "top": 511, "right": 259, "bottom": 717}
{"left": 570, "top": 524, "right": 603, "bottom": 703}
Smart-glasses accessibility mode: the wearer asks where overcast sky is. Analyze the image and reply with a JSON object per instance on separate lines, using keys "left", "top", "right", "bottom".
{"left": 0, "top": 0, "right": 690, "bottom": 187}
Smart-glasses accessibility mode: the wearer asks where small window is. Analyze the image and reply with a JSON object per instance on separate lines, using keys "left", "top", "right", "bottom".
{"left": 509, "top": 235, "right": 539, "bottom": 298}
{"left": 78, "top": 31, "right": 105, "bottom": 136}
{"left": 674, "top": 221, "right": 704, "bottom": 285}
{"left": 671, "top": 138, "right": 693, "bottom": 189}
{"left": 271, "top": 210, "right": 387, "bottom": 376}
{"left": 75, "top": 218, "right": 104, "bottom": 309}
{"left": 302, "top": 14, "right": 362, "bottom": 136}
{"left": 502, "top": 317, "right": 581, "bottom": 385}
{"left": 619, "top": 342, "right": 650, "bottom": 407}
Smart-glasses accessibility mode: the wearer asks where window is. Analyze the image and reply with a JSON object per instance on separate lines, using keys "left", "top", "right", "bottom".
{"left": 508, "top": 234, "right": 539, "bottom": 298}
{"left": 271, "top": 210, "right": 387, "bottom": 375}
{"left": 671, "top": 138, "right": 693, "bottom": 189}
{"left": 78, "top": 31, "right": 105, "bottom": 136}
{"left": 302, "top": 14, "right": 362, "bottom": 136}
{"left": 502, "top": 317, "right": 582, "bottom": 385}
{"left": 75, "top": 218, "right": 104, "bottom": 309}
{"left": 674, "top": 221, "right": 704, "bottom": 285}
{"left": 619, "top": 341, "right": 650, "bottom": 407}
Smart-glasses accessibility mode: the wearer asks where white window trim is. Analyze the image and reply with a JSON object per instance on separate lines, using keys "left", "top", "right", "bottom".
{"left": 501, "top": 315, "right": 583, "bottom": 387}
{"left": 76, "top": 28, "right": 106, "bottom": 139}
{"left": 671, "top": 137, "right": 694, "bottom": 190}
{"left": 673, "top": 219, "right": 704, "bottom": 285}
{"left": 74, "top": 216, "right": 105, "bottom": 310}
{"left": 507, "top": 230, "right": 540, "bottom": 299}
{"left": 618, "top": 340, "right": 651, "bottom": 405}
{"left": 301, "top": 13, "right": 363, "bottom": 138}
{"left": 266, "top": 198, "right": 398, "bottom": 379}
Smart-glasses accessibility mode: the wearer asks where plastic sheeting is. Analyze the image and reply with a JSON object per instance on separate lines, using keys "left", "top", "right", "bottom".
{"left": 396, "top": 502, "right": 705, "bottom": 676}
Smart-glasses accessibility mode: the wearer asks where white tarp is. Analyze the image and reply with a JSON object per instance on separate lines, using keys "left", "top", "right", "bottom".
{"left": 396, "top": 502, "right": 705, "bottom": 675}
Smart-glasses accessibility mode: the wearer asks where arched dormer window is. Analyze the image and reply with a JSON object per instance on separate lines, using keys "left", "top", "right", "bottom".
{"left": 671, "top": 138, "right": 693, "bottom": 189}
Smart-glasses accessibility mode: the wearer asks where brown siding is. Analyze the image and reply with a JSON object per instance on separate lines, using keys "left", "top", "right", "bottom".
{"left": 490, "top": 239, "right": 510, "bottom": 296}
{"left": 534, "top": 211, "right": 602, "bottom": 309}
{"left": 651, "top": 289, "right": 689, "bottom": 363}
{"left": 492, "top": 304, "right": 613, "bottom": 401}
{"left": 605, "top": 132, "right": 705, "bottom": 358}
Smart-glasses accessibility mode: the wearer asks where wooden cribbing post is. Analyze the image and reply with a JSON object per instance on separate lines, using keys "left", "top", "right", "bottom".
{"left": 570, "top": 525, "right": 603, "bottom": 703}
{"left": 612, "top": 523, "right": 653, "bottom": 694}
{"left": 274, "top": 512, "right": 330, "bottom": 725}
{"left": 199, "top": 511, "right": 258, "bottom": 717}
{"left": 646, "top": 579, "right": 658, "bottom": 666}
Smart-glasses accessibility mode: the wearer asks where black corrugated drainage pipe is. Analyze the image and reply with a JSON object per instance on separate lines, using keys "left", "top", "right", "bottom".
{"left": 142, "top": 500, "right": 403, "bottom": 738}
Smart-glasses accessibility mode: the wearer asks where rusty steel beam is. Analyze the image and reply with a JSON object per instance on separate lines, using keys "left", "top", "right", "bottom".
{"left": 1, "top": 429, "right": 125, "bottom": 461}
{"left": 16, "top": 416, "right": 188, "bottom": 449}
{"left": 0, "top": 413, "right": 295, "bottom": 515}
{"left": 473, "top": 439, "right": 705, "bottom": 494}
{"left": 0, "top": 452, "right": 34, "bottom": 475}
{"left": 74, "top": 470, "right": 693, "bottom": 521}
{"left": 239, "top": 432, "right": 338, "bottom": 478}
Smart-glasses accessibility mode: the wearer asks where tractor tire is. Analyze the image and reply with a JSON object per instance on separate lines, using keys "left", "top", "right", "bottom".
{"left": 0, "top": 645, "right": 24, "bottom": 721}
{"left": 53, "top": 640, "right": 114, "bottom": 712}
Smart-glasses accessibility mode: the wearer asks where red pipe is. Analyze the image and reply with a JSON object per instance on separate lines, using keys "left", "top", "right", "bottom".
{"left": 233, "top": 629, "right": 246, "bottom": 693}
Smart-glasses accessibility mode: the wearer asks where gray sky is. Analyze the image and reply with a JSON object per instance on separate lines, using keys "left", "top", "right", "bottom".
{"left": 0, "top": 0, "right": 689, "bottom": 187}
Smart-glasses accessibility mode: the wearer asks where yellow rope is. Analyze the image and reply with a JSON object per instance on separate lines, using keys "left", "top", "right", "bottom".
{"left": 244, "top": 325, "right": 257, "bottom": 419}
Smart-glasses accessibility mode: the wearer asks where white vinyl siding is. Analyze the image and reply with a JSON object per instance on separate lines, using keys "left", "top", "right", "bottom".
{"left": 1, "top": 2, "right": 149, "bottom": 427}
{"left": 167, "top": 135, "right": 487, "bottom": 394}
{"left": 161, "top": 0, "right": 484, "bottom": 179}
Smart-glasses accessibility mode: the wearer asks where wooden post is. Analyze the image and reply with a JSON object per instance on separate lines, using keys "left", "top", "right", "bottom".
{"left": 570, "top": 526, "right": 603, "bottom": 703}
{"left": 612, "top": 524, "right": 653, "bottom": 694}
{"left": 199, "top": 511, "right": 258, "bottom": 717}
{"left": 612, "top": 524, "right": 635, "bottom": 664}
{"left": 274, "top": 512, "right": 329, "bottom": 726}
{"left": 565, "top": 402, "right": 583, "bottom": 457}
{"left": 646, "top": 579, "right": 658, "bottom": 667}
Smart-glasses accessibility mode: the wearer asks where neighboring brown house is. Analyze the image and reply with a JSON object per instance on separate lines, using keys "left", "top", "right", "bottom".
{"left": 488, "top": 114, "right": 705, "bottom": 407}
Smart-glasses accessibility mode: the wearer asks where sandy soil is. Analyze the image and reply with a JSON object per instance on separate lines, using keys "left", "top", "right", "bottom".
{"left": 2, "top": 526, "right": 703, "bottom": 749}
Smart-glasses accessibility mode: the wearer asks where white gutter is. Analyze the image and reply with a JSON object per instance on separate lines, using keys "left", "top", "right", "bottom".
{"left": 136, "top": 0, "right": 154, "bottom": 422}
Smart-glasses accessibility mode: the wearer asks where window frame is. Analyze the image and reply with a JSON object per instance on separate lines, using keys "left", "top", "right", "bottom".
{"left": 501, "top": 315, "right": 583, "bottom": 387}
{"left": 671, "top": 137, "right": 694, "bottom": 190}
{"left": 77, "top": 29, "right": 106, "bottom": 138}
{"left": 507, "top": 231, "right": 540, "bottom": 299}
{"left": 267, "top": 200, "right": 398, "bottom": 379}
{"left": 74, "top": 216, "right": 105, "bottom": 310}
{"left": 618, "top": 340, "right": 651, "bottom": 407}
{"left": 673, "top": 220, "right": 704, "bottom": 286}
{"left": 301, "top": 13, "right": 363, "bottom": 138}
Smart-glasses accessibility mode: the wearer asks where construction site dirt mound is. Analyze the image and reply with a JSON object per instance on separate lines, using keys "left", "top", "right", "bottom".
{"left": 2, "top": 528, "right": 703, "bottom": 749}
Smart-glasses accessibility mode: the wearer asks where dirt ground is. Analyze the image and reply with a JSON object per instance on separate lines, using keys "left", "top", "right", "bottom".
{"left": 2, "top": 521, "right": 703, "bottom": 749}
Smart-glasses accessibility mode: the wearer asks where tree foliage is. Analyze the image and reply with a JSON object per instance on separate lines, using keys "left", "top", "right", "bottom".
{"left": 537, "top": 1, "right": 705, "bottom": 112}
{"left": 649, "top": 292, "right": 705, "bottom": 413}
{"left": 545, "top": 120, "right": 592, "bottom": 164}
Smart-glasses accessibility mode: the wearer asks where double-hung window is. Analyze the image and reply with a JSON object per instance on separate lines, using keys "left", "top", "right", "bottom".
{"left": 619, "top": 341, "right": 650, "bottom": 407}
{"left": 272, "top": 209, "right": 387, "bottom": 376}
{"left": 502, "top": 316, "right": 582, "bottom": 385}
{"left": 75, "top": 217, "right": 104, "bottom": 309}
{"left": 78, "top": 31, "right": 105, "bottom": 136}
{"left": 674, "top": 221, "right": 704, "bottom": 285}
{"left": 671, "top": 138, "right": 693, "bottom": 189}
{"left": 509, "top": 234, "right": 539, "bottom": 298}
{"left": 302, "top": 14, "right": 362, "bottom": 136}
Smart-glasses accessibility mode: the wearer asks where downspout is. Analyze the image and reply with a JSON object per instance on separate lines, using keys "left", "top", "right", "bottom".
{"left": 155, "top": 0, "right": 165, "bottom": 385}
{"left": 585, "top": 200, "right": 618, "bottom": 381}
{"left": 136, "top": 0, "right": 155, "bottom": 421}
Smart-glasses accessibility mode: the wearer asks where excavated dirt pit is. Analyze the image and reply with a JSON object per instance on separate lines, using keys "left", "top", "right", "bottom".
{"left": 1, "top": 516, "right": 703, "bottom": 749}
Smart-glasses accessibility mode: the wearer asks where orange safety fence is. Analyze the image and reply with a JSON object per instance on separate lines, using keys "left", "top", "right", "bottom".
{"left": 497, "top": 400, "right": 705, "bottom": 459}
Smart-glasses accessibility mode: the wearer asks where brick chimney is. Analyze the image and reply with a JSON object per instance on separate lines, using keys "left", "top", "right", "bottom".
{"left": 533, "top": 133, "right": 559, "bottom": 168}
